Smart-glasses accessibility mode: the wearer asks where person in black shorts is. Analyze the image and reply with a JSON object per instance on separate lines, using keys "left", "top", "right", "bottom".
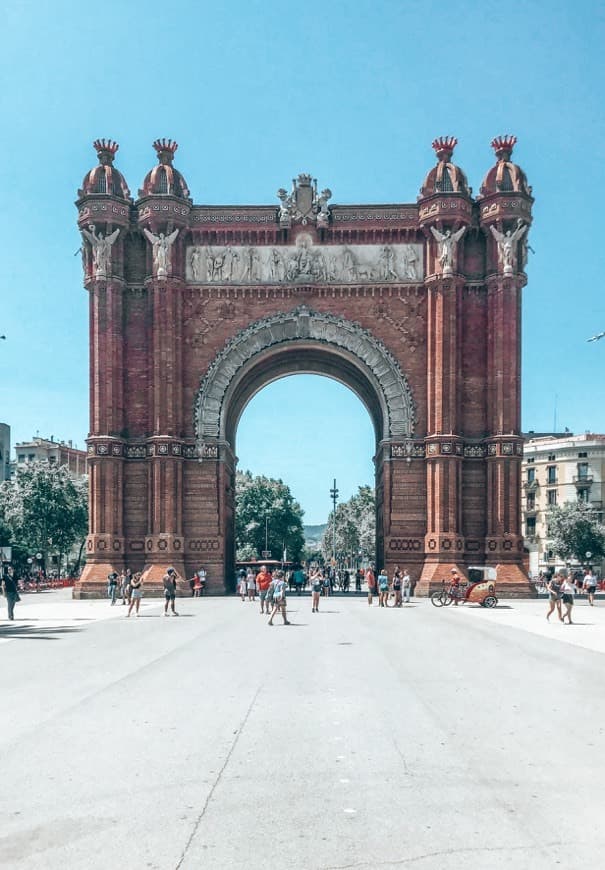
{"left": 163, "top": 567, "right": 179, "bottom": 617}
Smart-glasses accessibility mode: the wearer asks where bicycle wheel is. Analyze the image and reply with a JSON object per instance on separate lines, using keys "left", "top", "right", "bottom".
{"left": 483, "top": 595, "right": 498, "bottom": 608}
{"left": 442, "top": 592, "right": 454, "bottom": 606}
{"left": 430, "top": 591, "right": 444, "bottom": 607}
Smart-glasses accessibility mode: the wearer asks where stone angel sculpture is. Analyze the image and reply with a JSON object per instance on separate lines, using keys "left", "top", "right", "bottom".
{"left": 81, "top": 224, "right": 120, "bottom": 280}
{"left": 430, "top": 226, "right": 466, "bottom": 275}
{"left": 143, "top": 227, "right": 179, "bottom": 278}
{"left": 490, "top": 222, "right": 527, "bottom": 274}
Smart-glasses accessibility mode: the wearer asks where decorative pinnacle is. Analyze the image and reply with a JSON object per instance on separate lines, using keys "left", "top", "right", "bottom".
{"left": 432, "top": 136, "right": 457, "bottom": 161}
{"left": 491, "top": 135, "right": 517, "bottom": 160}
{"left": 93, "top": 139, "right": 119, "bottom": 162}
{"left": 297, "top": 173, "right": 313, "bottom": 185}
{"left": 153, "top": 138, "right": 178, "bottom": 163}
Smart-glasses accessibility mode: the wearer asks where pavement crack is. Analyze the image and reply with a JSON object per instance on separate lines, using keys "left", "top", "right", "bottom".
{"left": 322, "top": 841, "right": 569, "bottom": 869}
{"left": 174, "top": 685, "right": 260, "bottom": 869}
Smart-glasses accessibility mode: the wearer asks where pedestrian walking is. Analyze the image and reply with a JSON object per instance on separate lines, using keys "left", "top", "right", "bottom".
{"left": 120, "top": 569, "right": 132, "bottom": 605}
{"left": 268, "top": 570, "right": 291, "bottom": 626}
{"left": 392, "top": 566, "right": 402, "bottom": 607}
{"left": 126, "top": 572, "right": 143, "bottom": 617}
{"left": 163, "top": 567, "right": 179, "bottom": 616}
{"left": 402, "top": 569, "right": 412, "bottom": 604}
{"left": 366, "top": 566, "right": 376, "bottom": 606}
{"left": 546, "top": 573, "right": 564, "bottom": 622}
{"left": 2, "top": 566, "right": 20, "bottom": 621}
{"left": 323, "top": 571, "right": 331, "bottom": 597}
{"left": 107, "top": 571, "right": 119, "bottom": 605}
{"left": 293, "top": 564, "right": 305, "bottom": 596}
{"left": 255, "top": 564, "right": 273, "bottom": 614}
{"left": 237, "top": 568, "right": 247, "bottom": 601}
{"left": 355, "top": 569, "right": 362, "bottom": 594}
{"left": 246, "top": 569, "right": 256, "bottom": 601}
{"left": 310, "top": 568, "right": 323, "bottom": 612}
{"left": 584, "top": 568, "right": 597, "bottom": 606}
{"left": 377, "top": 568, "right": 389, "bottom": 607}
{"left": 560, "top": 573, "right": 575, "bottom": 624}
{"left": 193, "top": 574, "right": 203, "bottom": 597}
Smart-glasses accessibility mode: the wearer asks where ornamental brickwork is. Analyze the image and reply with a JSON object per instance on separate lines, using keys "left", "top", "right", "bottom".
{"left": 74, "top": 135, "right": 534, "bottom": 597}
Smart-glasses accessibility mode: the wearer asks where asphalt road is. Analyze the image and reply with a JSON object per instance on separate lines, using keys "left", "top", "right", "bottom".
{"left": 1, "top": 591, "right": 604, "bottom": 870}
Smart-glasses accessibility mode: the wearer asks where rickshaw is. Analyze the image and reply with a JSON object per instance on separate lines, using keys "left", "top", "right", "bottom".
{"left": 430, "top": 566, "right": 498, "bottom": 608}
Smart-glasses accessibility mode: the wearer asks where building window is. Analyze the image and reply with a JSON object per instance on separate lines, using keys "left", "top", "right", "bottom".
{"left": 547, "top": 489, "right": 557, "bottom": 506}
{"left": 578, "top": 489, "right": 589, "bottom": 503}
{"left": 526, "top": 493, "right": 536, "bottom": 511}
{"left": 527, "top": 467, "right": 535, "bottom": 483}
{"left": 18, "top": 454, "right": 25, "bottom": 462}
{"left": 577, "top": 462, "right": 589, "bottom": 480}
{"left": 527, "top": 457, "right": 535, "bottom": 463}
{"left": 526, "top": 517, "right": 536, "bottom": 536}
{"left": 578, "top": 452, "right": 588, "bottom": 458}
{"left": 548, "top": 454, "right": 556, "bottom": 461}
{"left": 157, "top": 167, "right": 168, "bottom": 194}
{"left": 28, "top": 454, "right": 35, "bottom": 461}
{"left": 547, "top": 466, "right": 557, "bottom": 484}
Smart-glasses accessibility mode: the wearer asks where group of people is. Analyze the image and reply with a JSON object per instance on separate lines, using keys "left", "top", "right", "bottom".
{"left": 366, "top": 566, "right": 413, "bottom": 607}
{"left": 106, "top": 566, "right": 183, "bottom": 617}
{"left": 545, "top": 568, "right": 599, "bottom": 625}
{"left": 237, "top": 563, "right": 415, "bottom": 626}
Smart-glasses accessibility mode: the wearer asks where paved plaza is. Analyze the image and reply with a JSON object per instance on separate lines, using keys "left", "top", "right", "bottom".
{"left": 1, "top": 589, "right": 605, "bottom": 869}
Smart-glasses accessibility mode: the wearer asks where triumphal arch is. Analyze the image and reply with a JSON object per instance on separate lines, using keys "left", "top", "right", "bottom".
{"left": 74, "top": 135, "right": 533, "bottom": 597}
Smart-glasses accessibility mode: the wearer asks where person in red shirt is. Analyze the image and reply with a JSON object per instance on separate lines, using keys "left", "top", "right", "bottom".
{"left": 255, "top": 565, "right": 273, "bottom": 615}
{"left": 365, "top": 567, "right": 376, "bottom": 606}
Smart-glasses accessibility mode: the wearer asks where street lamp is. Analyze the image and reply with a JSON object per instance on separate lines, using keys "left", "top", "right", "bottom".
{"left": 329, "top": 478, "right": 339, "bottom": 566}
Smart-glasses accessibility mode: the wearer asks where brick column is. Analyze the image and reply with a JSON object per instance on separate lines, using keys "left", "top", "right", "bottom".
{"left": 418, "top": 276, "right": 466, "bottom": 591}
{"left": 484, "top": 275, "right": 528, "bottom": 592}
{"left": 141, "top": 278, "right": 186, "bottom": 587}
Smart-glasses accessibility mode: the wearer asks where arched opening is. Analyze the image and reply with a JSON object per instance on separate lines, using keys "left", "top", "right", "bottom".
{"left": 234, "top": 373, "right": 376, "bottom": 578}
{"left": 193, "top": 306, "right": 417, "bottom": 592}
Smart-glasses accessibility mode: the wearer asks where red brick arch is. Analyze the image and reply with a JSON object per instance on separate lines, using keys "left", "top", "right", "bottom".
{"left": 74, "top": 147, "right": 533, "bottom": 598}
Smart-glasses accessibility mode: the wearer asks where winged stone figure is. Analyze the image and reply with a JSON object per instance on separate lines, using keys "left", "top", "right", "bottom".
{"left": 143, "top": 227, "right": 179, "bottom": 278}
{"left": 430, "top": 226, "right": 466, "bottom": 275}
{"left": 490, "top": 222, "right": 527, "bottom": 274}
{"left": 81, "top": 224, "right": 120, "bottom": 279}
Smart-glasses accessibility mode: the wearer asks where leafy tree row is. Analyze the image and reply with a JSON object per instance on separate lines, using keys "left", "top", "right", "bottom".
{"left": 321, "top": 485, "right": 375, "bottom": 564}
{"left": 235, "top": 470, "right": 305, "bottom": 562}
{"left": 0, "top": 462, "right": 88, "bottom": 576}
{"left": 546, "top": 501, "right": 605, "bottom": 565}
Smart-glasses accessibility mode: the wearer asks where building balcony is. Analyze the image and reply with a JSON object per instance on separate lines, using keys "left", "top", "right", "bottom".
{"left": 524, "top": 507, "right": 537, "bottom": 516}
{"left": 523, "top": 479, "right": 539, "bottom": 491}
{"left": 573, "top": 475, "right": 594, "bottom": 486}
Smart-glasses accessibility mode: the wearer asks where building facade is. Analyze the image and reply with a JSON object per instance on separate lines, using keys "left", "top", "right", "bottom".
{"left": 14, "top": 437, "right": 87, "bottom": 478}
{"left": 522, "top": 433, "right": 605, "bottom": 576}
{"left": 75, "top": 135, "right": 533, "bottom": 597}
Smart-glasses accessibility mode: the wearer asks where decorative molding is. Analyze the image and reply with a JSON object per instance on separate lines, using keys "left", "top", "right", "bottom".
{"left": 195, "top": 306, "right": 416, "bottom": 447}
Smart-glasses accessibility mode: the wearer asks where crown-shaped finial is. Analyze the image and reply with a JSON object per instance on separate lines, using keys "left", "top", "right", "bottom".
{"left": 93, "top": 139, "right": 119, "bottom": 162}
{"left": 491, "top": 135, "right": 517, "bottom": 160}
{"left": 432, "top": 136, "right": 458, "bottom": 161}
{"left": 297, "top": 173, "right": 313, "bottom": 186}
{"left": 153, "top": 139, "right": 178, "bottom": 163}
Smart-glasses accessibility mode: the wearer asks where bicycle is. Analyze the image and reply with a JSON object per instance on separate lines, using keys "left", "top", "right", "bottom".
{"left": 430, "top": 580, "right": 467, "bottom": 607}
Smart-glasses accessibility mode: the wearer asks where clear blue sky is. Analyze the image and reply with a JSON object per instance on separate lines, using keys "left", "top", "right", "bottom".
{"left": 1, "top": 0, "right": 604, "bottom": 523}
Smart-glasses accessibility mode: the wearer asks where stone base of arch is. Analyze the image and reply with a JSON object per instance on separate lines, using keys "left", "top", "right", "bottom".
{"left": 415, "top": 559, "right": 533, "bottom": 598}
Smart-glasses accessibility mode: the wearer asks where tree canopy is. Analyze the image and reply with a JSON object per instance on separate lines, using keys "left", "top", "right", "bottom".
{"left": 321, "top": 485, "right": 375, "bottom": 564}
{"left": 235, "top": 470, "right": 305, "bottom": 562}
{"left": 0, "top": 462, "right": 88, "bottom": 574}
{"left": 547, "top": 501, "right": 605, "bottom": 564}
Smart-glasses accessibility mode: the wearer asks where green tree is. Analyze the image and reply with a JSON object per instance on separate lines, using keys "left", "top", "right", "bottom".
{"left": 322, "top": 485, "right": 375, "bottom": 564}
{"left": 235, "top": 470, "right": 305, "bottom": 562}
{"left": 0, "top": 462, "right": 88, "bottom": 574}
{"left": 547, "top": 501, "right": 605, "bottom": 564}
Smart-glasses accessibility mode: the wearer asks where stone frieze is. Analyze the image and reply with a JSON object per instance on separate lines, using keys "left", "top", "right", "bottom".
{"left": 186, "top": 240, "right": 423, "bottom": 285}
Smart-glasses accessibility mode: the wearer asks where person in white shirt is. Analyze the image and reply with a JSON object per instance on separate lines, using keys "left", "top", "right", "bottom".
{"left": 560, "top": 573, "right": 575, "bottom": 625}
{"left": 583, "top": 569, "right": 597, "bottom": 607}
{"left": 402, "top": 570, "right": 412, "bottom": 604}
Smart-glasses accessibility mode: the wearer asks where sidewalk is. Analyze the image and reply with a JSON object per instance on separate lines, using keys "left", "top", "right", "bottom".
{"left": 0, "top": 588, "right": 163, "bottom": 641}
{"left": 452, "top": 596, "right": 605, "bottom": 655}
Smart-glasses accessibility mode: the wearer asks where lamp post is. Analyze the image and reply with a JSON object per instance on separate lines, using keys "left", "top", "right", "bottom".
{"left": 329, "top": 478, "right": 339, "bottom": 566}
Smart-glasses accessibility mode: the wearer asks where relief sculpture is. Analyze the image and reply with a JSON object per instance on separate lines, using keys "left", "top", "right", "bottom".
{"left": 186, "top": 238, "right": 423, "bottom": 284}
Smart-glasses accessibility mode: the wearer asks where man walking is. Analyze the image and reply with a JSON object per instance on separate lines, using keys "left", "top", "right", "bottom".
{"left": 2, "top": 566, "right": 20, "bottom": 621}
{"left": 256, "top": 564, "right": 273, "bottom": 615}
{"left": 365, "top": 566, "right": 376, "bottom": 606}
{"left": 402, "top": 569, "right": 412, "bottom": 604}
{"left": 163, "top": 567, "right": 179, "bottom": 616}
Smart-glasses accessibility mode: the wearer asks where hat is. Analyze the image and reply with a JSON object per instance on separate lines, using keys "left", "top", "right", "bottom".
{"left": 167, "top": 567, "right": 175, "bottom": 575}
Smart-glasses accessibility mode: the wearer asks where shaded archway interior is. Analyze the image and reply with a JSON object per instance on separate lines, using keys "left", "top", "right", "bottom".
{"left": 222, "top": 342, "right": 386, "bottom": 450}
